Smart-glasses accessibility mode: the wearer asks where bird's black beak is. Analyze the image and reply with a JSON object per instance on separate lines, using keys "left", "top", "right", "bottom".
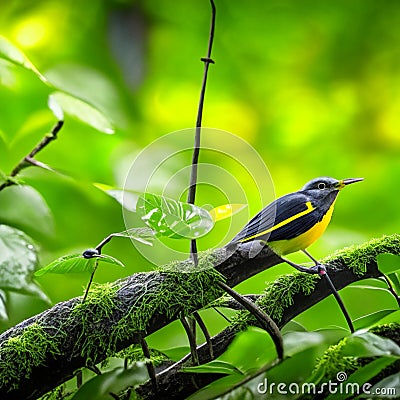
{"left": 337, "top": 178, "right": 364, "bottom": 189}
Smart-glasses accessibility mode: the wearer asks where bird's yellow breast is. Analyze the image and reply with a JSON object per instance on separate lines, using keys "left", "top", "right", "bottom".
{"left": 269, "top": 200, "right": 336, "bottom": 256}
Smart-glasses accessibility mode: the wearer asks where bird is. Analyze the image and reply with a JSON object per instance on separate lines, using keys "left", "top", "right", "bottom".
{"left": 230, "top": 176, "right": 363, "bottom": 270}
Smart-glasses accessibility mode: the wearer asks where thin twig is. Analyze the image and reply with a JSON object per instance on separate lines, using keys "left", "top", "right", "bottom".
{"left": 0, "top": 120, "right": 63, "bottom": 192}
{"left": 322, "top": 270, "right": 355, "bottom": 333}
{"left": 187, "top": 0, "right": 216, "bottom": 264}
{"left": 379, "top": 274, "right": 400, "bottom": 307}
{"left": 82, "top": 259, "right": 99, "bottom": 303}
{"left": 217, "top": 281, "right": 284, "bottom": 360}
{"left": 193, "top": 311, "right": 214, "bottom": 359}
{"left": 140, "top": 335, "right": 158, "bottom": 393}
{"left": 180, "top": 317, "right": 200, "bottom": 365}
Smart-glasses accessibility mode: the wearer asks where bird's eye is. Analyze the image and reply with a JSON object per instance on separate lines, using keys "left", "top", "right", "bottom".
{"left": 318, "top": 182, "right": 326, "bottom": 190}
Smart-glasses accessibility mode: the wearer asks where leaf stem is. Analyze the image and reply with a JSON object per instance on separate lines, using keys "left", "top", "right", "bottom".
{"left": 187, "top": 0, "right": 216, "bottom": 264}
{"left": 82, "top": 259, "right": 98, "bottom": 303}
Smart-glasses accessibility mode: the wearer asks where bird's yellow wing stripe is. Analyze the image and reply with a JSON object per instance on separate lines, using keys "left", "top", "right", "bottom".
{"left": 239, "top": 201, "right": 315, "bottom": 242}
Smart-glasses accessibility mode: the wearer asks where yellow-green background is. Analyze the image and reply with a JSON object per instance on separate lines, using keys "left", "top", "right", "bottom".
{"left": 0, "top": 0, "right": 399, "bottom": 349}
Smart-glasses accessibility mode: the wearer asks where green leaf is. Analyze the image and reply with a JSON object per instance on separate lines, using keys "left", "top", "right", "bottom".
{"left": 325, "top": 357, "right": 398, "bottom": 400}
{"left": 71, "top": 363, "right": 149, "bottom": 400}
{"left": 159, "top": 346, "right": 190, "bottom": 362}
{"left": 353, "top": 309, "right": 398, "bottom": 330}
{"left": 373, "top": 309, "right": 400, "bottom": 325}
{"left": 137, "top": 193, "right": 214, "bottom": 239}
{"left": 34, "top": 254, "right": 96, "bottom": 276}
{"left": 0, "top": 224, "right": 48, "bottom": 301}
{"left": 50, "top": 91, "right": 114, "bottom": 134}
{"left": 35, "top": 253, "right": 125, "bottom": 277}
{"left": 183, "top": 360, "right": 244, "bottom": 375}
{"left": 111, "top": 228, "right": 156, "bottom": 246}
{"left": 208, "top": 204, "right": 247, "bottom": 222}
{"left": 186, "top": 375, "right": 244, "bottom": 400}
{"left": 97, "top": 254, "right": 125, "bottom": 268}
{"left": 0, "top": 35, "right": 47, "bottom": 83}
{"left": 94, "top": 183, "right": 140, "bottom": 212}
{"left": 0, "top": 185, "right": 54, "bottom": 237}
{"left": 377, "top": 254, "right": 400, "bottom": 275}
{"left": 342, "top": 332, "right": 400, "bottom": 358}
{"left": 48, "top": 94, "right": 64, "bottom": 121}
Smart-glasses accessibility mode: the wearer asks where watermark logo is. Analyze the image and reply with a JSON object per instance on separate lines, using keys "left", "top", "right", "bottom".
{"left": 257, "top": 372, "right": 397, "bottom": 397}
{"left": 122, "top": 128, "right": 275, "bottom": 266}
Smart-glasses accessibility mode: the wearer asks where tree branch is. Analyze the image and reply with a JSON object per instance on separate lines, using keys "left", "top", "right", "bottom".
{"left": 0, "top": 235, "right": 398, "bottom": 399}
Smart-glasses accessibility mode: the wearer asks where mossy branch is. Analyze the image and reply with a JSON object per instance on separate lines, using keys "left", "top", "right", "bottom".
{"left": 0, "top": 235, "right": 399, "bottom": 399}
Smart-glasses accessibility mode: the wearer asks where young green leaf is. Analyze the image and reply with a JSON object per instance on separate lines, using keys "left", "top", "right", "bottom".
{"left": 0, "top": 35, "right": 47, "bottom": 83}
{"left": 0, "top": 224, "right": 48, "bottom": 302}
{"left": 159, "top": 346, "right": 191, "bottom": 362}
{"left": 111, "top": 228, "right": 156, "bottom": 246}
{"left": 137, "top": 193, "right": 214, "bottom": 239}
{"left": 353, "top": 309, "right": 398, "bottom": 330}
{"left": 377, "top": 253, "right": 400, "bottom": 275}
{"left": 35, "top": 254, "right": 96, "bottom": 276}
{"left": 208, "top": 204, "right": 247, "bottom": 222}
{"left": 71, "top": 363, "right": 149, "bottom": 400}
{"left": 50, "top": 91, "right": 114, "bottom": 134}
{"left": 35, "top": 253, "right": 125, "bottom": 276}
{"left": 183, "top": 360, "right": 244, "bottom": 375}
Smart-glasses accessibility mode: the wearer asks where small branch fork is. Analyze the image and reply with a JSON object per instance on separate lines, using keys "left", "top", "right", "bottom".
{"left": 0, "top": 120, "right": 63, "bottom": 192}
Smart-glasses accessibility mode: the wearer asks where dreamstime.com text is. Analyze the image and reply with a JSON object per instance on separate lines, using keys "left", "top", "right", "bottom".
{"left": 257, "top": 372, "right": 397, "bottom": 397}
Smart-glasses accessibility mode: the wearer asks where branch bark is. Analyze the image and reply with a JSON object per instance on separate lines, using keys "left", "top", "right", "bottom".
{"left": 0, "top": 235, "right": 398, "bottom": 399}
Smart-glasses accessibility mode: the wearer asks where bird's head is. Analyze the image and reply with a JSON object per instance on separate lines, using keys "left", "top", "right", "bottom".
{"left": 302, "top": 176, "right": 364, "bottom": 195}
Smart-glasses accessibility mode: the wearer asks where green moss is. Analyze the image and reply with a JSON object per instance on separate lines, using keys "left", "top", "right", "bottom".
{"left": 313, "top": 338, "right": 359, "bottom": 382}
{"left": 0, "top": 323, "right": 63, "bottom": 391}
{"left": 111, "top": 266, "right": 224, "bottom": 347}
{"left": 322, "top": 234, "right": 400, "bottom": 275}
{"left": 115, "top": 344, "right": 168, "bottom": 367}
{"left": 232, "top": 272, "right": 319, "bottom": 330}
{"left": 68, "top": 261, "right": 224, "bottom": 365}
{"left": 68, "top": 282, "right": 120, "bottom": 364}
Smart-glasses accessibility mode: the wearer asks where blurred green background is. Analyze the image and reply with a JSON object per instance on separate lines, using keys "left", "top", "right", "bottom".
{"left": 0, "top": 0, "right": 399, "bottom": 350}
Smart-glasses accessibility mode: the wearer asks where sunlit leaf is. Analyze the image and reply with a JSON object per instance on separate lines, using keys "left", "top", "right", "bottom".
{"left": 94, "top": 183, "right": 140, "bottom": 212}
{"left": 0, "top": 224, "right": 48, "bottom": 301}
{"left": 183, "top": 360, "right": 244, "bottom": 375}
{"left": 71, "top": 363, "right": 149, "bottom": 400}
{"left": 111, "top": 228, "right": 156, "bottom": 246}
{"left": 137, "top": 193, "right": 214, "bottom": 239}
{"left": 186, "top": 375, "right": 244, "bottom": 400}
{"left": 353, "top": 309, "right": 398, "bottom": 330}
{"left": 377, "top": 253, "right": 400, "bottom": 275}
{"left": 0, "top": 185, "right": 54, "bottom": 237}
{"left": 34, "top": 254, "right": 96, "bottom": 276}
{"left": 0, "top": 35, "right": 47, "bottom": 83}
{"left": 50, "top": 91, "right": 114, "bottom": 134}
{"left": 208, "top": 204, "right": 247, "bottom": 222}
{"left": 48, "top": 94, "right": 64, "bottom": 121}
{"left": 35, "top": 252, "right": 125, "bottom": 277}
{"left": 342, "top": 332, "right": 400, "bottom": 358}
{"left": 373, "top": 309, "right": 400, "bottom": 326}
{"left": 159, "top": 346, "right": 190, "bottom": 362}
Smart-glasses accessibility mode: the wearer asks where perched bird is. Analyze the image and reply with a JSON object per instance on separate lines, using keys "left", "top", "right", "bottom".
{"left": 230, "top": 177, "right": 363, "bottom": 266}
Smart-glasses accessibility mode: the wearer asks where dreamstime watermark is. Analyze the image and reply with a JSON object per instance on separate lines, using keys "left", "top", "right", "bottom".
{"left": 257, "top": 372, "right": 397, "bottom": 397}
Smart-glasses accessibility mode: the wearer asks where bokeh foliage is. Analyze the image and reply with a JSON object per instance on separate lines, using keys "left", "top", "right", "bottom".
{"left": 0, "top": 0, "right": 399, "bottom": 397}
